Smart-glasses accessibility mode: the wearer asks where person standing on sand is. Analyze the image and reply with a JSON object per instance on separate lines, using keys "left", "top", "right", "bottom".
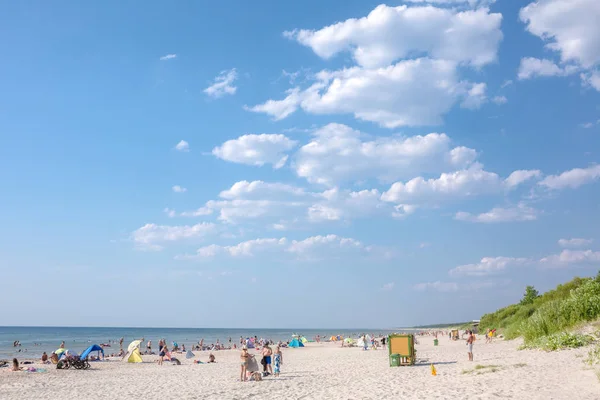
{"left": 466, "top": 330, "right": 474, "bottom": 361}
{"left": 273, "top": 346, "right": 283, "bottom": 377}
{"left": 119, "top": 337, "right": 124, "bottom": 350}
{"left": 240, "top": 346, "right": 252, "bottom": 382}
{"left": 262, "top": 344, "right": 273, "bottom": 375}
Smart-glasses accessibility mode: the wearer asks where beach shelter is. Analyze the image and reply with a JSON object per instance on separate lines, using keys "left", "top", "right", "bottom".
{"left": 123, "top": 340, "right": 143, "bottom": 363}
{"left": 344, "top": 338, "right": 354, "bottom": 344}
{"left": 185, "top": 350, "right": 195, "bottom": 359}
{"left": 329, "top": 336, "right": 337, "bottom": 341}
{"left": 300, "top": 336, "right": 308, "bottom": 344}
{"left": 127, "top": 348, "right": 142, "bottom": 363}
{"left": 80, "top": 344, "right": 104, "bottom": 360}
{"left": 288, "top": 338, "right": 304, "bottom": 348}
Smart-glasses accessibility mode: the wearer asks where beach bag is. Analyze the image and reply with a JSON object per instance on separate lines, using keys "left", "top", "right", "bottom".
{"left": 260, "top": 357, "right": 267, "bottom": 366}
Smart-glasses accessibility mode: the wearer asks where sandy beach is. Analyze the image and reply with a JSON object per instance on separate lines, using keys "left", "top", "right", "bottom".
{"left": 1, "top": 335, "right": 598, "bottom": 399}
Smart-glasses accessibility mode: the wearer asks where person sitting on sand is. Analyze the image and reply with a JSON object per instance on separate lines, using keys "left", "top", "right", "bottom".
{"left": 12, "top": 358, "right": 22, "bottom": 372}
{"left": 208, "top": 353, "right": 216, "bottom": 363}
{"left": 41, "top": 352, "right": 48, "bottom": 363}
{"left": 59, "top": 341, "right": 65, "bottom": 349}
{"left": 159, "top": 345, "right": 168, "bottom": 366}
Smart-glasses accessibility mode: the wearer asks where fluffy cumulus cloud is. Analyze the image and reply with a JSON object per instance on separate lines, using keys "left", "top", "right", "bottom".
{"left": 160, "top": 54, "right": 177, "bottom": 61}
{"left": 248, "top": 4, "right": 502, "bottom": 127}
{"left": 558, "top": 238, "right": 594, "bottom": 248}
{"left": 414, "top": 281, "right": 459, "bottom": 292}
{"left": 539, "top": 165, "right": 600, "bottom": 189}
{"left": 212, "top": 134, "right": 297, "bottom": 169}
{"left": 172, "top": 185, "right": 187, "bottom": 193}
{"left": 286, "top": 5, "right": 502, "bottom": 69}
{"left": 505, "top": 169, "right": 542, "bottom": 188}
{"left": 519, "top": 0, "right": 600, "bottom": 89}
{"left": 204, "top": 68, "right": 238, "bottom": 98}
{"left": 178, "top": 180, "right": 392, "bottom": 225}
{"left": 381, "top": 164, "right": 538, "bottom": 206}
{"left": 132, "top": 222, "right": 215, "bottom": 251}
{"left": 517, "top": 57, "right": 578, "bottom": 80}
{"left": 177, "top": 234, "right": 374, "bottom": 261}
{"left": 455, "top": 203, "right": 538, "bottom": 223}
{"left": 293, "top": 123, "right": 477, "bottom": 186}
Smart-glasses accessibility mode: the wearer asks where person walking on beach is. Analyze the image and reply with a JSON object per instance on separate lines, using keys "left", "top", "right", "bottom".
{"left": 119, "top": 337, "right": 124, "bottom": 350}
{"left": 273, "top": 346, "right": 283, "bottom": 377}
{"left": 466, "top": 330, "right": 474, "bottom": 361}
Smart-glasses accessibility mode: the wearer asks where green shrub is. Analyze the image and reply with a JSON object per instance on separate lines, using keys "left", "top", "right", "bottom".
{"left": 522, "top": 332, "right": 592, "bottom": 351}
{"left": 585, "top": 344, "right": 600, "bottom": 366}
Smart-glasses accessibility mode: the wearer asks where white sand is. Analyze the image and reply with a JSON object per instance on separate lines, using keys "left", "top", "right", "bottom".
{"left": 1, "top": 336, "right": 598, "bottom": 399}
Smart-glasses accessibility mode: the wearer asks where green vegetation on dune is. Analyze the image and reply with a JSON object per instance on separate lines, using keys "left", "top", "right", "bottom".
{"left": 480, "top": 272, "right": 600, "bottom": 350}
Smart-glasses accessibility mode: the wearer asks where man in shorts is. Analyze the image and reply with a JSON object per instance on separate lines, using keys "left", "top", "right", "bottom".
{"left": 466, "top": 330, "right": 474, "bottom": 361}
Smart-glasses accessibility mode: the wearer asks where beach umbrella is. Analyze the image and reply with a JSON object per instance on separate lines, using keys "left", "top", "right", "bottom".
{"left": 127, "top": 340, "right": 142, "bottom": 353}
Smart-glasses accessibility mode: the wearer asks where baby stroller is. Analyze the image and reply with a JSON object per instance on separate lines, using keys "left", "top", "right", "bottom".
{"left": 57, "top": 354, "right": 90, "bottom": 370}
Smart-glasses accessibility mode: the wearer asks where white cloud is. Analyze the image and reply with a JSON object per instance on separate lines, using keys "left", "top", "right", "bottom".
{"left": 520, "top": 0, "right": 600, "bottom": 69}
{"left": 492, "top": 95, "right": 508, "bottom": 105}
{"left": 519, "top": 1, "right": 600, "bottom": 89}
{"left": 581, "top": 71, "right": 600, "bottom": 91}
{"left": 558, "top": 238, "right": 594, "bottom": 248}
{"left": 174, "top": 140, "right": 190, "bottom": 152}
{"left": 204, "top": 68, "right": 238, "bottom": 98}
{"left": 381, "top": 164, "right": 502, "bottom": 205}
{"left": 449, "top": 257, "right": 530, "bottom": 276}
{"left": 172, "top": 185, "right": 187, "bottom": 193}
{"left": 244, "top": 88, "right": 303, "bottom": 120}
{"left": 455, "top": 203, "right": 538, "bottom": 223}
{"left": 405, "top": 0, "right": 496, "bottom": 5}
{"left": 294, "top": 123, "right": 477, "bottom": 186}
{"left": 132, "top": 222, "right": 215, "bottom": 251}
{"left": 212, "top": 134, "right": 297, "bottom": 169}
{"left": 540, "top": 249, "right": 600, "bottom": 268}
{"left": 249, "top": 59, "right": 489, "bottom": 128}
{"left": 414, "top": 281, "right": 459, "bottom": 292}
{"left": 286, "top": 5, "right": 502, "bottom": 69}
{"left": 250, "top": 4, "right": 501, "bottom": 127}
{"left": 450, "top": 247, "right": 600, "bottom": 275}
{"left": 177, "top": 234, "right": 374, "bottom": 261}
{"left": 381, "top": 282, "right": 395, "bottom": 291}
{"left": 501, "top": 80, "right": 513, "bottom": 88}
{"left": 580, "top": 122, "right": 595, "bottom": 129}
{"left": 219, "top": 180, "right": 307, "bottom": 200}
{"left": 160, "top": 54, "right": 177, "bottom": 61}
{"left": 505, "top": 169, "right": 542, "bottom": 188}
{"left": 517, "top": 57, "right": 578, "bottom": 80}
{"left": 307, "top": 204, "right": 342, "bottom": 222}
{"left": 539, "top": 165, "right": 600, "bottom": 189}
{"left": 164, "top": 208, "right": 176, "bottom": 218}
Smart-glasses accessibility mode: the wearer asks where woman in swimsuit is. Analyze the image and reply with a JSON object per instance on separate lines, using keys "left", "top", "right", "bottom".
{"left": 240, "top": 346, "right": 252, "bottom": 382}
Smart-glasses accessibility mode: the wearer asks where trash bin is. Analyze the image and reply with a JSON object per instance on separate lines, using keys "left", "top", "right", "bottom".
{"left": 434, "top": 339, "right": 439, "bottom": 346}
{"left": 390, "top": 353, "right": 400, "bottom": 367}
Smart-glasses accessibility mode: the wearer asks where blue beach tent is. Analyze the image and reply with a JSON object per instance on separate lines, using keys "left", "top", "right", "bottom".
{"left": 80, "top": 344, "right": 104, "bottom": 360}
{"left": 288, "top": 338, "right": 304, "bottom": 348}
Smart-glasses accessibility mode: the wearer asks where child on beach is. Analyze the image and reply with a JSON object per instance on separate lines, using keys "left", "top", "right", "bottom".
{"left": 273, "top": 346, "right": 283, "bottom": 377}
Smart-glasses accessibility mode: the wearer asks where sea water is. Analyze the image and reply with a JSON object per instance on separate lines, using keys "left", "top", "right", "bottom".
{"left": 0, "top": 326, "right": 403, "bottom": 359}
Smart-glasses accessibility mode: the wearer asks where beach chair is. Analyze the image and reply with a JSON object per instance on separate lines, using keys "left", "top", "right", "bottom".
{"left": 388, "top": 334, "right": 415, "bottom": 366}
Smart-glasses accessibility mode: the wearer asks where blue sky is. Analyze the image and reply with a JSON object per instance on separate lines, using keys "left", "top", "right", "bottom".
{"left": 1, "top": 0, "right": 600, "bottom": 328}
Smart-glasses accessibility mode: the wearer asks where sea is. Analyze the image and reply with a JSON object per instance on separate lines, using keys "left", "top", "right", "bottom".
{"left": 0, "top": 327, "right": 407, "bottom": 359}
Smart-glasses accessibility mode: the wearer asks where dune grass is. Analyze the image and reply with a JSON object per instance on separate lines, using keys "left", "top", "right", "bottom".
{"left": 480, "top": 273, "right": 600, "bottom": 350}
